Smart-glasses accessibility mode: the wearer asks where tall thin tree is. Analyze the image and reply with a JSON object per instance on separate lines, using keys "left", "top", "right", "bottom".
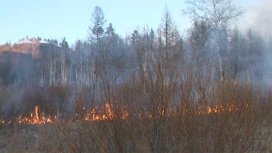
{"left": 184, "top": 0, "right": 244, "bottom": 81}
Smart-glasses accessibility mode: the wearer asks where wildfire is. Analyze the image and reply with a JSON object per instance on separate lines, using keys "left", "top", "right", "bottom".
{"left": 197, "top": 104, "right": 240, "bottom": 115}
{"left": 82, "top": 103, "right": 128, "bottom": 121}
{"left": 8, "top": 106, "right": 56, "bottom": 124}
{"left": 0, "top": 102, "right": 244, "bottom": 125}
{"left": 0, "top": 103, "right": 129, "bottom": 125}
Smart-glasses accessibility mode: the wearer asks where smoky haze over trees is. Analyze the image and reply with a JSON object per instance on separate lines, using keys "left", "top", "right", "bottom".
{"left": 184, "top": 0, "right": 245, "bottom": 81}
{"left": 1, "top": 2, "right": 272, "bottom": 152}
{"left": 0, "top": 3, "right": 269, "bottom": 119}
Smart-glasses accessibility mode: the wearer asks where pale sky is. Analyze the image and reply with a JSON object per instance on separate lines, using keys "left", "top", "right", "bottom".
{"left": 0, "top": 0, "right": 264, "bottom": 46}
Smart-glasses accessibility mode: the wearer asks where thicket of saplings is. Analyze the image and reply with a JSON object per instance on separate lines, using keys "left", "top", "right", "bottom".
{"left": 0, "top": 52, "right": 271, "bottom": 153}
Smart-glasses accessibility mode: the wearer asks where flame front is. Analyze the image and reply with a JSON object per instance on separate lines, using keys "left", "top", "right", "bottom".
{"left": 0, "top": 102, "right": 244, "bottom": 125}
{"left": 11, "top": 106, "right": 56, "bottom": 124}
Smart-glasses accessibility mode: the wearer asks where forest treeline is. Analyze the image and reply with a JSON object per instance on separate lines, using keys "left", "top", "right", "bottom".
{"left": 0, "top": 2, "right": 270, "bottom": 116}
{"left": 0, "top": 2, "right": 272, "bottom": 152}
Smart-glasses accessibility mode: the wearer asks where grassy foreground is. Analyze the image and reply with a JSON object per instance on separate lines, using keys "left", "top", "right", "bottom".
{"left": 0, "top": 81, "right": 271, "bottom": 153}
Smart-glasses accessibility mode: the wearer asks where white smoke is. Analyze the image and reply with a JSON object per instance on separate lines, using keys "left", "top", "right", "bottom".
{"left": 249, "top": 0, "right": 272, "bottom": 36}
{"left": 247, "top": 0, "right": 272, "bottom": 84}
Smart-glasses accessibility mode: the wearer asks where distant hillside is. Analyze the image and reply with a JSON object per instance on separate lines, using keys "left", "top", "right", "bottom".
{"left": 0, "top": 37, "right": 60, "bottom": 58}
{"left": 0, "top": 37, "right": 62, "bottom": 86}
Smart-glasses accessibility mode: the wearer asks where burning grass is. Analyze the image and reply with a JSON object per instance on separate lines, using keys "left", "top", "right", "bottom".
{"left": 0, "top": 98, "right": 271, "bottom": 153}
{"left": 0, "top": 80, "right": 271, "bottom": 152}
{"left": 0, "top": 101, "right": 247, "bottom": 125}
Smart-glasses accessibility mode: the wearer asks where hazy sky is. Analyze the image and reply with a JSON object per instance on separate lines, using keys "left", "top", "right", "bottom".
{"left": 0, "top": 0, "right": 263, "bottom": 45}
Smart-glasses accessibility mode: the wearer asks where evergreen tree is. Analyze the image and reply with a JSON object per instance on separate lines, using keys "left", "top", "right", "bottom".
{"left": 89, "top": 6, "right": 106, "bottom": 53}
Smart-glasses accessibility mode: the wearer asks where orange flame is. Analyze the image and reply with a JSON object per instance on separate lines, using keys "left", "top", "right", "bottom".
{"left": 0, "top": 101, "right": 244, "bottom": 125}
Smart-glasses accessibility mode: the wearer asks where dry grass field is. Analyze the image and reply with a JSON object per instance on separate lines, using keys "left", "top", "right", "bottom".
{"left": 0, "top": 81, "right": 271, "bottom": 153}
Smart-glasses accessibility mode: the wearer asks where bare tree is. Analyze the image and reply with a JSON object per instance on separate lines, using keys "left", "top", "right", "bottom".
{"left": 159, "top": 6, "right": 181, "bottom": 62}
{"left": 184, "top": 0, "right": 244, "bottom": 81}
{"left": 158, "top": 5, "right": 182, "bottom": 85}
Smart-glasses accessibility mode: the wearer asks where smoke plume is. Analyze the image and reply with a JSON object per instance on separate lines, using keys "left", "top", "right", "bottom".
{"left": 250, "top": 0, "right": 272, "bottom": 36}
